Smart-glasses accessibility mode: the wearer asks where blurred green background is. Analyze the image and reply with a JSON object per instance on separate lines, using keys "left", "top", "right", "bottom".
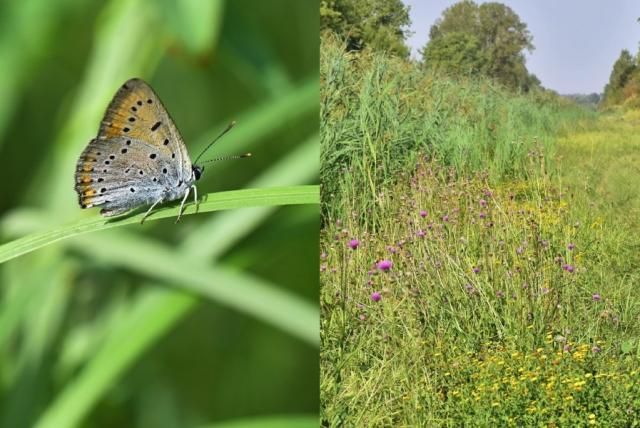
{"left": 0, "top": 1, "right": 319, "bottom": 427}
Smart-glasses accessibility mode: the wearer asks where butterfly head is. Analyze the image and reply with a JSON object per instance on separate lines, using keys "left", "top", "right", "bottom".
{"left": 192, "top": 165, "right": 203, "bottom": 181}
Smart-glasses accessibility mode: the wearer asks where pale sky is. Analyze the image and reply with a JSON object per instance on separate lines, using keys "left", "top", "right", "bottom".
{"left": 403, "top": 0, "right": 640, "bottom": 94}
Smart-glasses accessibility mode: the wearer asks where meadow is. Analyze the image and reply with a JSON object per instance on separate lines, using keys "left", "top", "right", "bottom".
{"left": 320, "top": 36, "right": 640, "bottom": 426}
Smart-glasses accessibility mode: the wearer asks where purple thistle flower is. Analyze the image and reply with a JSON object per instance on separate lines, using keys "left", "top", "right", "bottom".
{"left": 442, "top": 214, "right": 449, "bottom": 222}
{"left": 473, "top": 266, "right": 481, "bottom": 274}
{"left": 479, "top": 199, "right": 487, "bottom": 207}
{"left": 420, "top": 210, "right": 428, "bottom": 218}
{"left": 567, "top": 243, "right": 575, "bottom": 251}
{"left": 348, "top": 239, "right": 359, "bottom": 250}
{"left": 479, "top": 212, "right": 486, "bottom": 219}
{"left": 416, "top": 229, "right": 426, "bottom": 238}
{"left": 377, "top": 260, "right": 392, "bottom": 271}
{"left": 592, "top": 293, "right": 601, "bottom": 302}
{"left": 562, "top": 264, "right": 575, "bottom": 273}
{"left": 371, "top": 291, "right": 382, "bottom": 302}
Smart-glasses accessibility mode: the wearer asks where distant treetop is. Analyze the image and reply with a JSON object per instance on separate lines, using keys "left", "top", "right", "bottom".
{"left": 320, "top": 0, "right": 411, "bottom": 57}
{"left": 422, "top": 0, "right": 538, "bottom": 92}
{"left": 602, "top": 49, "right": 638, "bottom": 107}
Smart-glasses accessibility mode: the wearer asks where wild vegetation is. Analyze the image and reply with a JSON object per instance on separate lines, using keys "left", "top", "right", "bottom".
{"left": 320, "top": 25, "right": 640, "bottom": 428}
{"left": 321, "top": 34, "right": 575, "bottom": 225}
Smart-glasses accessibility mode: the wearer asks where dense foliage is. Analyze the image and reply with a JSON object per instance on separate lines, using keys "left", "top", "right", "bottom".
{"left": 320, "top": 0, "right": 410, "bottom": 56}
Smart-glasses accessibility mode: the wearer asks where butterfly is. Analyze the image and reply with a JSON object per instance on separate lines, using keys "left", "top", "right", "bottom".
{"left": 74, "top": 78, "right": 247, "bottom": 224}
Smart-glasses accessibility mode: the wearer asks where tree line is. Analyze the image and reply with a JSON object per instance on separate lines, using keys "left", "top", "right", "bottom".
{"left": 321, "top": 0, "right": 542, "bottom": 93}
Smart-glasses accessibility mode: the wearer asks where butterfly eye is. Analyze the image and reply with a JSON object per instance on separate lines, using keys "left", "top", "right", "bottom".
{"left": 193, "top": 166, "right": 202, "bottom": 180}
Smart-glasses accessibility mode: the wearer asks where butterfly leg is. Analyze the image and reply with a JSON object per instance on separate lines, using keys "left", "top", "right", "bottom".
{"left": 175, "top": 187, "right": 191, "bottom": 223}
{"left": 140, "top": 198, "right": 163, "bottom": 225}
{"left": 192, "top": 184, "right": 199, "bottom": 213}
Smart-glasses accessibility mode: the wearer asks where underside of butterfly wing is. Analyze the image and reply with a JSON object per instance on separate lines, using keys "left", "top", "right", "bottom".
{"left": 74, "top": 78, "right": 197, "bottom": 217}
{"left": 98, "top": 78, "right": 192, "bottom": 179}
{"left": 74, "top": 136, "right": 191, "bottom": 215}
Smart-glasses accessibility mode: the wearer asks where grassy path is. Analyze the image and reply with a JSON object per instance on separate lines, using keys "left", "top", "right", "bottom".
{"left": 557, "top": 111, "right": 640, "bottom": 252}
{"left": 555, "top": 111, "right": 640, "bottom": 339}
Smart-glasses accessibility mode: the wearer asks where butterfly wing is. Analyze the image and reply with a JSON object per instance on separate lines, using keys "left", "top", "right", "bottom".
{"left": 75, "top": 78, "right": 194, "bottom": 215}
{"left": 75, "top": 136, "right": 189, "bottom": 214}
{"left": 98, "top": 78, "right": 192, "bottom": 179}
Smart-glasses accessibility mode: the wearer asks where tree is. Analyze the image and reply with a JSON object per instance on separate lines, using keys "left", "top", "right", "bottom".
{"left": 421, "top": 32, "right": 486, "bottom": 76}
{"left": 603, "top": 50, "right": 636, "bottom": 105}
{"left": 320, "top": 0, "right": 411, "bottom": 57}
{"left": 422, "top": 1, "right": 536, "bottom": 91}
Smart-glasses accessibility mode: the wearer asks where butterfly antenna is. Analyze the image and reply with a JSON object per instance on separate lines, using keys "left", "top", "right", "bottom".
{"left": 193, "top": 121, "right": 236, "bottom": 165}
{"left": 201, "top": 153, "right": 252, "bottom": 164}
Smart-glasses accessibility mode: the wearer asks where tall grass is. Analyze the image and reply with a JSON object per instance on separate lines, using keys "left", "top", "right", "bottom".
{"left": 321, "top": 34, "right": 590, "bottom": 227}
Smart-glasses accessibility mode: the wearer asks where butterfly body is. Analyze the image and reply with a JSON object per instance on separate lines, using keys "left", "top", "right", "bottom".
{"left": 75, "top": 78, "right": 200, "bottom": 222}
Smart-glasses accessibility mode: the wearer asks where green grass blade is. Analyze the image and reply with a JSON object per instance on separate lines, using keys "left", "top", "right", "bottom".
{"left": 34, "top": 287, "right": 196, "bottom": 428}
{"left": 0, "top": 185, "right": 318, "bottom": 264}
{"left": 191, "top": 78, "right": 318, "bottom": 156}
{"left": 198, "top": 415, "right": 318, "bottom": 428}
{"left": 183, "top": 134, "right": 319, "bottom": 259}
{"left": 67, "top": 230, "right": 319, "bottom": 345}
{"left": 33, "top": 233, "right": 318, "bottom": 428}
{"left": 160, "top": 0, "right": 225, "bottom": 56}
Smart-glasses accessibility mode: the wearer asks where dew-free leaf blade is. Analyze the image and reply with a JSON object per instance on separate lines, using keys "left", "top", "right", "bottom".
{"left": 0, "top": 185, "right": 319, "bottom": 264}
